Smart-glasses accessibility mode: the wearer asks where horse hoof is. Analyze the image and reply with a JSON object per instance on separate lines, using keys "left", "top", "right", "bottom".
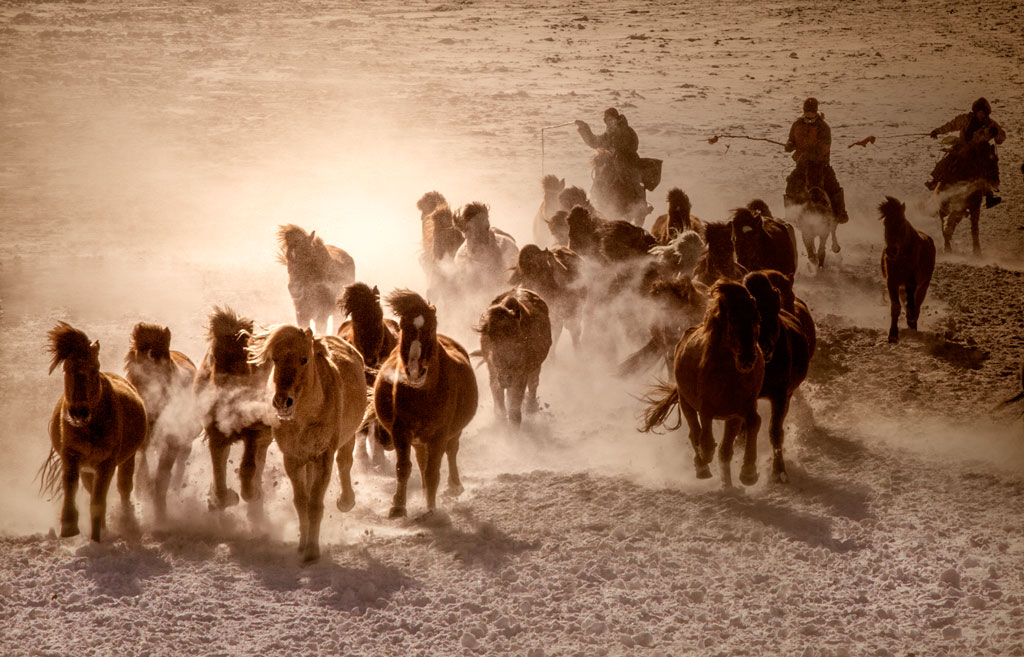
{"left": 774, "top": 470, "right": 790, "bottom": 484}
{"left": 740, "top": 467, "right": 759, "bottom": 486}
{"left": 336, "top": 493, "right": 356, "bottom": 513}
{"left": 832, "top": 243, "right": 841, "bottom": 253}
{"left": 208, "top": 489, "right": 240, "bottom": 511}
{"left": 300, "top": 547, "right": 320, "bottom": 565}
{"left": 695, "top": 464, "right": 712, "bottom": 479}
{"left": 888, "top": 333, "right": 899, "bottom": 344}
{"left": 388, "top": 506, "right": 407, "bottom": 519}
{"left": 444, "top": 483, "right": 464, "bottom": 498}
{"left": 60, "top": 523, "right": 80, "bottom": 538}
{"left": 907, "top": 320, "right": 917, "bottom": 330}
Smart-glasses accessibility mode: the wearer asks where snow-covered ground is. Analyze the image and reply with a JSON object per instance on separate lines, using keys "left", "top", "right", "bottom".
{"left": 1, "top": 1, "right": 1023, "bottom": 655}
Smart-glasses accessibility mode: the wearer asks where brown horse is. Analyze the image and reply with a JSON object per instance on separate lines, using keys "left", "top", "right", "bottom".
{"left": 692, "top": 222, "right": 748, "bottom": 286}
{"left": 647, "top": 230, "right": 706, "bottom": 280}
{"left": 194, "top": 307, "right": 273, "bottom": 519}
{"left": 879, "top": 196, "right": 936, "bottom": 344}
{"left": 533, "top": 174, "right": 565, "bottom": 247}
{"left": 731, "top": 205, "right": 798, "bottom": 277}
{"left": 764, "top": 270, "right": 816, "bottom": 358}
{"left": 247, "top": 325, "right": 367, "bottom": 563}
{"left": 640, "top": 282, "right": 764, "bottom": 486}
{"left": 40, "top": 323, "right": 147, "bottom": 541}
{"left": 417, "top": 191, "right": 464, "bottom": 270}
{"left": 787, "top": 186, "right": 840, "bottom": 269}
{"left": 617, "top": 273, "right": 708, "bottom": 377}
{"left": 651, "top": 188, "right": 704, "bottom": 244}
{"left": 509, "top": 244, "right": 586, "bottom": 353}
{"left": 935, "top": 181, "right": 986, "bottom": 255}
{"left": 475, "top": 288, "right": 553, "bottom": 426}
{"left": 277, "top": 224, "right": 356, "bottom": 332}
{"left": 338, "top": 281, "right": 398, "bottom": 467}
{"left": 124, "top": 322, "right": 201, "bottom": 524}
{"left": 452, "top": 202, "right": 519, "bottom": 293}
{"left": 743, "top": 271, "right": 813, "bottom": 483}
{"left": 372, "top": 290, "right": 478, "bottom": 519}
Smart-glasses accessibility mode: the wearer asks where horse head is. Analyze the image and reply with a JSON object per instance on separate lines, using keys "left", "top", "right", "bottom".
{"left": 456, "top": 202, "right": 491, "bottom": 246}
{"left": 208, "top": 306, "right": 255, "bottom": 377}
{"left": 666, "top": 188, "right": 692, "bottom": 233}
{"left": 387, "top": 289, "right": 438, "bottom": 389}
{"left": 566, "top": 205, "right": 597, "bottom": 255}
{"left": 48, "top": 322, "right": 102, "bottom": 428}
{"left": 125, "top": 322, "right": 174, "bottom": 414}
{"left": 742, "top": 271, "right": 783, "bottom": 362}
{"left": 247, "top": 325, "right": 319, "bottom": 422}
{"left": 339, "top": 282, "right": 385, "bottom": 362}
{"left": 558, "top": 186, "right": 589, "bottom": 213}
{"left": 541, "top": 175, "right": 566, "bottom": 210}
{"left": 764, "top": 270, "right": 797, "bottom": 314}
{"left": 704, "top": 222, "right": 736, "bottom": 262}
{"left": 731, "top": 207, "right": 766, "bottom": 262}
{"left": 417, "top": 191, "right": 447, "bottom": 221}
{"left": 706, "top": 282, "right": 761, "bottom": 374}
{"left": 879, "top": 196, "right": 909, "bottom": 251}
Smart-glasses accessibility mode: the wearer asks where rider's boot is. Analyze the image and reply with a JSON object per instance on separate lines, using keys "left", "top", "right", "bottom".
{"left": 830, "top": 188, "right": 850, "bottom": 224}
{"left": 985, "top": 190, "right": 1002, "bottom": 209}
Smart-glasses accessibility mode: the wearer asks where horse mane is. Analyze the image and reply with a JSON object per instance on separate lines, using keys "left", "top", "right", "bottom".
{"left": 764, "top": 270, "right": 797, "bottom": 313}
{"left": 747, "top": 198, "right": 773, "bottom": 218}
{"left": 474, "top": 294, "right": 525, "bottom": 337}
{"left": 128, "top": 323, "right": 171, "bottom": 363}
{"left": 667, "top": 188, "right": 691, "bottom": 216}
{"left": 541, "top": 174, "right": 563, "bottom": 193}
{"left": 742, "top": 271, "right": 782, "bottom": 320}
{"left": 277, "top": 223, "right": 333, "bottom": 271}
{"left": 878, "top": 195, "right": 906, "bottom": 226}
{"left": 731, "top": 207, "right": 760, "bottom": 231}
{"left": 456, "top": 202, "right": 490, "bottom": 235}
{"left": 47, "top": 322, "right": 93, "bottom": 374}
{"left": 207, "top": 306, "right": 254, "bottom": 344}
{"left": 509, "top": 244, "right": 547, "bottom": 287}
{"left": 417, "top": 191, "right": 447, "bottom": 218}
{"left": 558, "top": 186, "right": 589, "bottom": 211}
{"left": 704, "top": 222, "right": 734, "bottom": 253}
{"left": 339, "top": 282, "right": 381, "bottom": 319}
{"left": 650, "top": 230, "right": 704, "bottom": 271}
{"left": 247, "top": 324, "right": 322, "bottom": 367}
{"left": 386, "top": 289, "right": 435, "bottom": 323}
{"left": 703, "top": 280, "right": 754, "bottom": 331}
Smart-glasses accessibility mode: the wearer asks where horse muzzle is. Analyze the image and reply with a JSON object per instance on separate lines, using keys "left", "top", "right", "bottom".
{"left": 64, "top": 405, "right": 90, "bottom": 427}
{"left": 735, "top": 355, "right": 758, "bottom": 374}
{"left": 272, "top": 393, "right": 296, "bottom": 421}
{"left": 403, "top": 363, "right": 428, "bottom": 388}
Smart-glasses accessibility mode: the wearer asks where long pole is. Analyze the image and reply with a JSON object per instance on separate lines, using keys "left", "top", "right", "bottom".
{"left": 541, "top": 121, "right": 577, "bottom": 175}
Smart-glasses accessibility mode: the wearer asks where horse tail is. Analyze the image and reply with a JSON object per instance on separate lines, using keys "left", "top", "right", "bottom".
{"left": 36, "top": 447, "right": 62, "bottom": 501}
{"left": 637, "top": 381, "right": 682, "bottom": 433}
{"left": 616, "top": 338, "right": 661, "bottom": 378}
{"left": 469, "top": 349, "right": 487, "bottom": 369}
{"left": 358, "top": 392, "right": 394, "bottom": 448}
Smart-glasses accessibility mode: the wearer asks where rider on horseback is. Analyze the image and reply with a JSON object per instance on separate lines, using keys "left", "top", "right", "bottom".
{"left": 576, "top": 108, "right": 650, "bottom": 225}
{"left": 925, "top": 97, "right": 1005, "bottom": 209}
{"left": 783, "top": 97, "right": 849, "bottom": 223}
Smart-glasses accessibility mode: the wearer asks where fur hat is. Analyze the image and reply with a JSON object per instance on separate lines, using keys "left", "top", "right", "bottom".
{"left": 603, "top": 107, "right": 621, "bottom": 120}
{"left": 972, "top": 97, "right": 991, "bottom": 115}
{"left": 802, "top": 97, "right": 819, "bottom": 113}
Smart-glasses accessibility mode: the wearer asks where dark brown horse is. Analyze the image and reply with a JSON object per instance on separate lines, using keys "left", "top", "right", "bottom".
{"left": 509, "top": 244, "right": 586, "bottom": 353}
{"left": 475, "top": 288, "right": 553, "bottom": 426}
{"left": 731, "top": 205, "right": 798, "bottom": 277}
{"left": 247, "top": 325, "right": 366, "bottom": 563}
{"left": 277, "top": 224, "right": 356, "bottom": 332}
{"left": 40, "top": 323, "right": 147, "bottom": 541}
{"left": 124, "top": 322, "right": 201, "bottom": 524}
{"left": 692, "top": 222, "right": 748, "bottom": 286}
{"left": 651, "top": 188, "right": 704, "bottom": 244}
{"left": 743, "top": 271, "right": 813, "bottom": 483}
{"left": 879, "top": 196, "right": 936, "bottom": 344}
{"left": 764, "top": 270, "right": 816, "bottom": 358}
{"left": 338, "top": 281, "right": 398, "bottom": 467}
{"left": 194, "top": 307, "right": 273, "bottom": 519}
{"left": 533, "top": 174, "right": 565, "bottom": 247}
{"left": 640, "top": 282, "right": 764, "bottom": 486}
{"left": 371, "top": 290, "right": 478, "bottom": 519}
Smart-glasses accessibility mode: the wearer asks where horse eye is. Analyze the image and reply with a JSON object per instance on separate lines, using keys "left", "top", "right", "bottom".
{"left": 300, "top": 357, "right": 308, "bottom": 365}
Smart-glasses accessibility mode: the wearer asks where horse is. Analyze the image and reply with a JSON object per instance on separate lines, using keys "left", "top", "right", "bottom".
{"left": 338, "top": 282, "right": 399, "bottom": 467}
{"left": 123, "top": 322, "right": 202, "bottom": 524}
{"left": 371, "top": 289, "right": 478, "bottom": 519}
{"left": 879, "top": 196, "right": 935, "bottom": 344}
{"left": 647, "top": 230, "right": 706, "bottom": 280}
{"left": 787, "top": 184, "right": 840, "bottom": 269}
{"left": 617, "top": 273, "right": 708, "bottom": 378}
{"left": 731, "top": 205, "right": 798, "bottom": 277}
{"left": 247, "top": 325, "right": 367, "bottom": 563}
{"left": 277, "top": 224, "right": 356, "bottom": 331}
{"left": 743, "top": 271, "right": 813, "bottom": 483}
{"left": 509, "top": 244, "right": 586, "bottom": 353}
{"left": 639, "top": 282, "right": 765, "bottom": 486}
{"left": 764, "top": 270, "right": 816, "bottom": 358}
{"left": 692, "top": 222, "right": 748, "bottom": 286}
{"left": 40, "top": 323, "right": 147, "bottom": 541}
{"left": 452, "top": 202, "right": 519, "bottom": 294}
{"left": 417, "top": 191, "right": 464, "bottom": 272}
{"left": 193, "top": 307, "right": 273, "bottom": 520}
{"left": 532, "top": 174, "right": 565, "bottom": 247}
{"left": 651, "top": 188, "right": 704, "bottom": 244}
{"left": 935, "top": 180, "right": 986, "bottom": 255}
{"left": 475, "top": 289, "right": 553, "bottom": 426}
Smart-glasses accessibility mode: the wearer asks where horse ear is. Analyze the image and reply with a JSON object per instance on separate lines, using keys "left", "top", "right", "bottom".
{"left": 304, "top": 327, "right": 314, "bottom": 340}
{"left": 559, "top": 178, "right": 565, "bottom": 188}
{"left": 372, "top": 285, "right": 380, "bottom": 300}
{"left": 163, "top": 327, "right": 171, "bottom": 342}
{"left": 90, "top": 340, "right": 100, "bottom": 357}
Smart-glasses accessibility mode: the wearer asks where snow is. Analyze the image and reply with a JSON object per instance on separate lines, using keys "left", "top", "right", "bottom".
{"left": 2, "top": 1, "right": 1024, "bottom": 656}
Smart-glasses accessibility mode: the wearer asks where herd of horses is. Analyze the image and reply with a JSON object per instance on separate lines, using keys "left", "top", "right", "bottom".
{"left": 39, "top": 172, "right": 1016, "bottom": 563}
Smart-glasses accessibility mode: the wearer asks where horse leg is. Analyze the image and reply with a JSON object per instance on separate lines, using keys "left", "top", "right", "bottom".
{"left": 335, "top": 435, "right": 356, "bottom": 512}
{"left": 816, "top": 235, "right": 826, "bottom": 269}
{"left": 207, "top": 430, "right": 239, "bottom": 510}
{"left": 800, "top": 229, "right": 816, "bottom": 267}
{"left": 282, "top": 455, "right": 312, "bottom": 558}
{"left": 152, "top": 443, "right": 177, "bottom": 524}
{"left": 488, "top": 369, "right": 507, "bottom": 420}
{"left": 525, "top": 369, "right": 541, "bottom": 417}
{"left": 739, "top": 408, "right": 762, "bottom": 486}
{"left": 830, "top": 222, "right": 841, "bottom": 253}
{"left": 904, "top": 277, "right": 919, "bottom": 330}
{"left": 677, "top": 402, "right": 707, "bottom": 479}
{"left": 135, "top": 445, "right": 154, "bottom": 499}
{"left": 696, "top": 409, "right": 717, "bottom": 478}
{"left": 88, "top": 463, "right": 116, "bottom": 542}
{"left": 59, "top": 455, "right": 81, "bottom": 538}
{"left": 768, "top": 394, "right": 791, "bottom": 483}
{"left": 718, "top": 418, "right": 741, "bottom": 488}
{"left": 887, "top": 278, "right": 903, "bottom": 343}
{"left": 969, "top": 197, "right": 982, "bottom": 256}
{"left": 568, "top": 315, "right": 583, "bottom": 353}
{"left": 169, "top": 439, "right": 192, "bottom": 492}
{"left": 421, "top": 443, "right": 447, "bottom": 515}
{"left": 389, "top": 436, "right": 412, "bottom": 518}
{"left": 302, "top": 450, "right": 334, "bottom": 564}
{"left": 942, "top": 204, "right": 962, "bottom": 254}
{"left": 507, "top": 379, "right": 527, "bottom": 427}
{"left": 242, "top": 430, "right": 272, "bottom": 524}
{"left": 444, "top": 432, "right": 464, "bottom": 497}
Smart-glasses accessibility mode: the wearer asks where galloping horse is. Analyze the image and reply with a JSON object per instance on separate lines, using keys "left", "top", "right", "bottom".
{"left": 533, "top": 174, "right": 565, "bottom": 247}
{"left": 194, "top": 307, "right": 273, "bottom": 519}
{"left": 124, "top": 322, "right": 201, "bottom": 523}
{"left": 617, "top": 273, "right": 708, "bottom": 378}
{"left": 651, "top": 188, "right": 704, "bottom": 244}
{"left": 509, "top": 244, "right": 586, "bottom": 352}
{"left": 935, "top": 181, "right": 986, "bottom": 255}
{"left": 640, "top": 282, "right": 765, "bottom": 486}
{"left": 371, "top": 290, "right": 478, "bottom": 519}
{"left": 731, "top": 206, "right": 798, "bottom": 277}
{"left": 475, "top": 288, "right": 553, "bottom": 426}
{"left": 693, "top": 222, "right": 747, "bottom": 286}
{"left": 417, "top": 191, "right": 464, "bottom": 277}
{"left": 743, "top": 272, "right": 813, "bottom": 483}
{"left": 785, "top": 169, "right": 840, "bottom": 269}
{"left": 277, "top": 224, "right": 356, "bottom": 331}
{"left": 41, "top": 323, "right": 147, "bottom": 541}
{"left": 879, "top": 196, "right": 935, "bottom": 344}
{"left": 247, "top": 325, "right": 366, "bottom": 563}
